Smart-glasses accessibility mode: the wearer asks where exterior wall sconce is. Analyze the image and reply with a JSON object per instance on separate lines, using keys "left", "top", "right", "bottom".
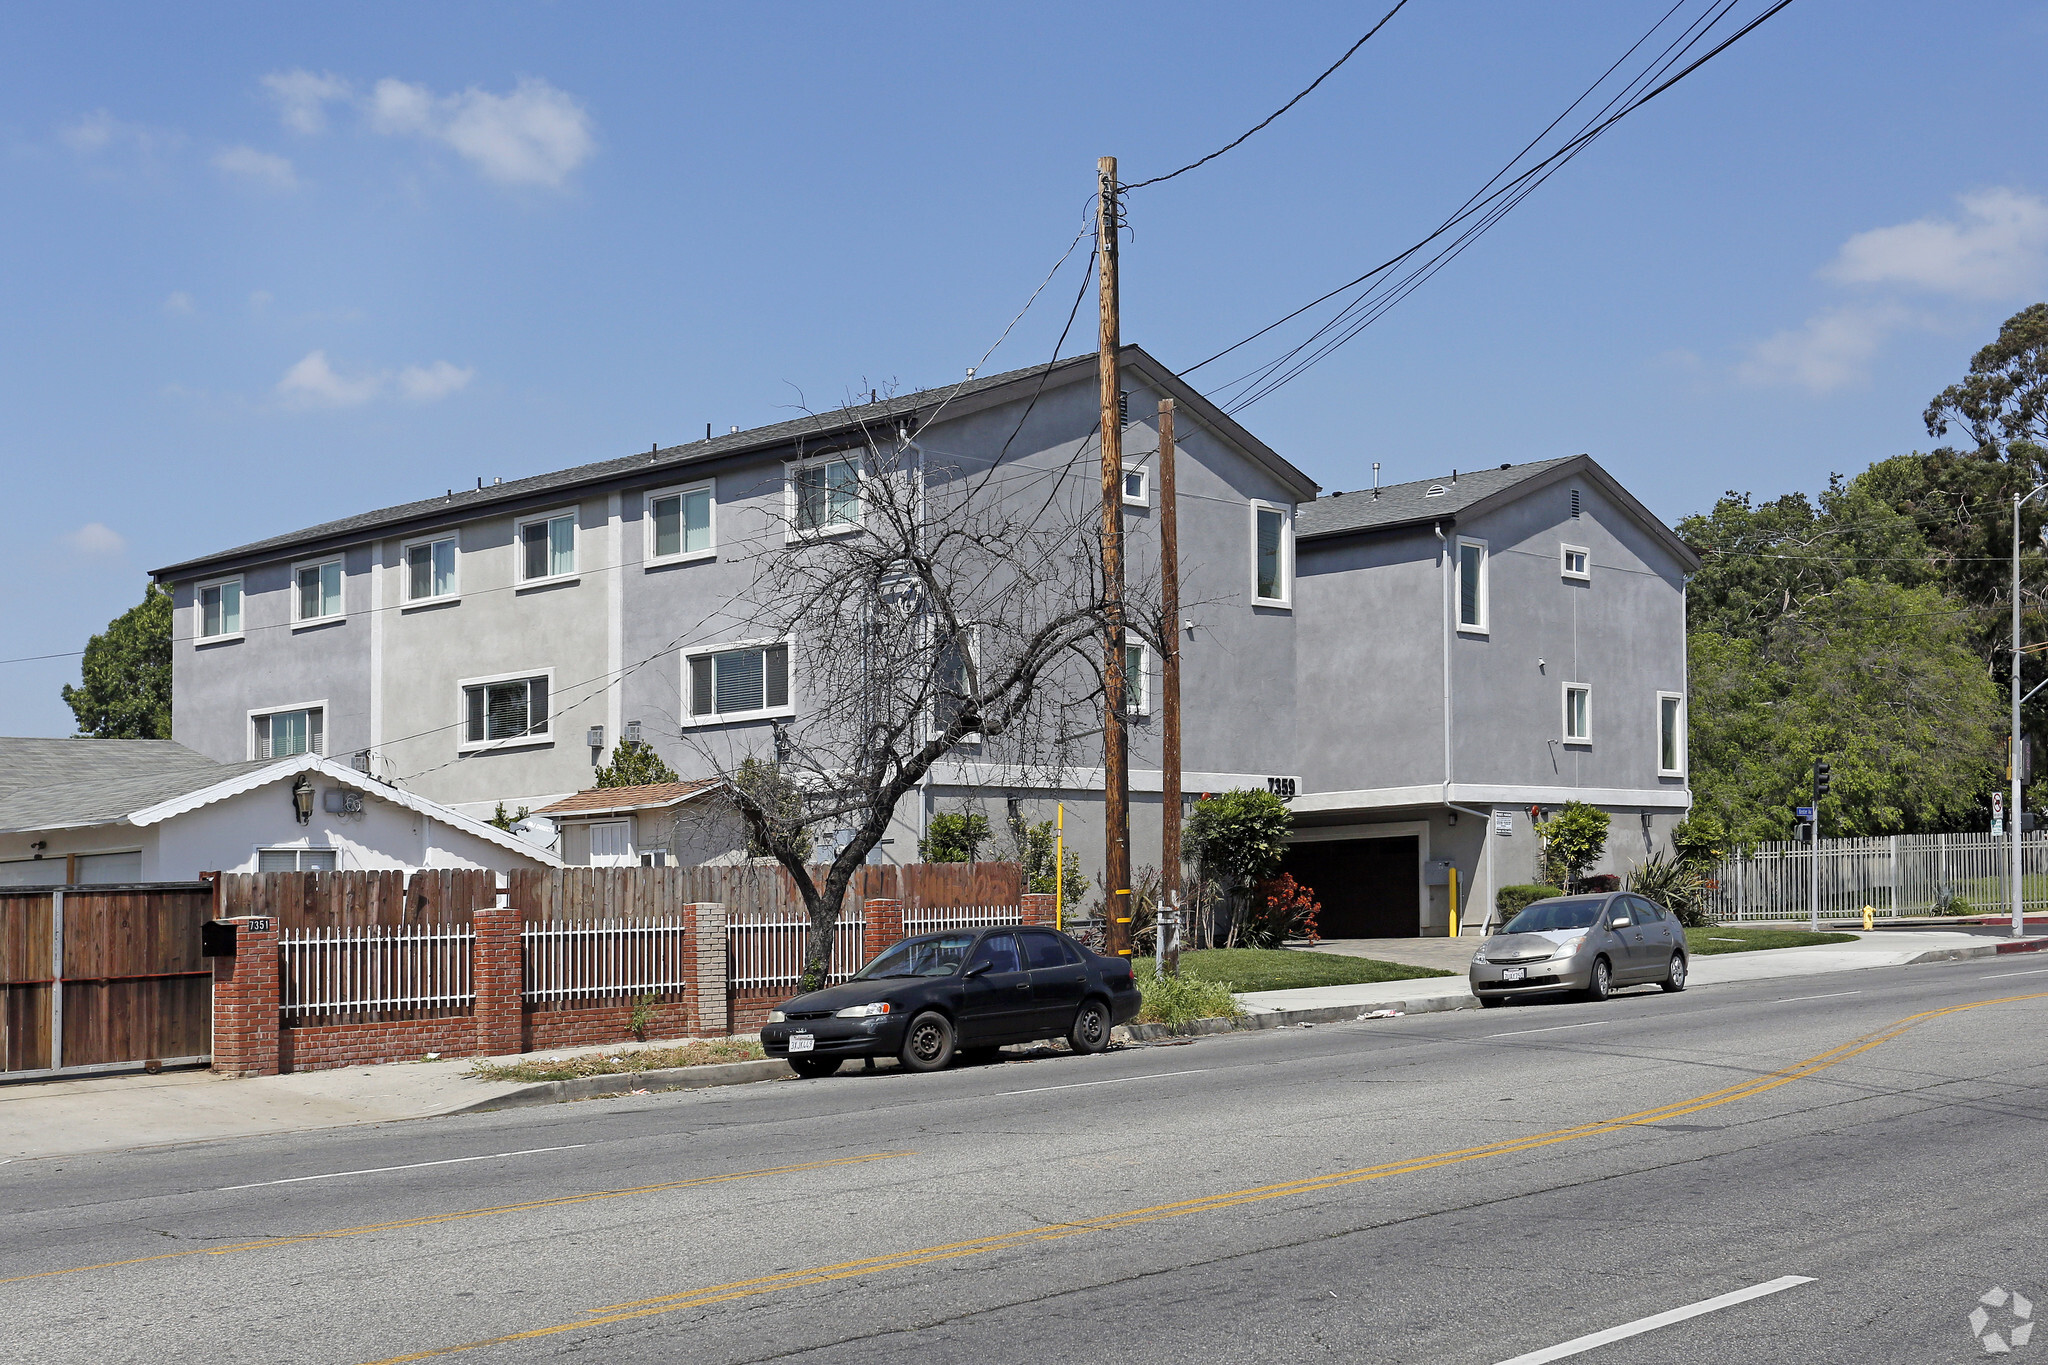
{"left": 292, "top": 775, "right": 315, "bottom": 825}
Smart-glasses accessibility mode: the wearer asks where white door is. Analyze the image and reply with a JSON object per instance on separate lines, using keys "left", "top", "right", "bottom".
{"left": 588, "top": 821, "right": 634, "bottom": 867}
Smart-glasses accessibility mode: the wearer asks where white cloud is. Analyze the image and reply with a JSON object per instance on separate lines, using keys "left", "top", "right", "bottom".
{"left": 277, "top": 350, "right": 383, "bottom": 407}
{"left": 213, "top": 145, "right": 298, "bottom": 191}
{"left": 163, "top": 291, "right": 195, "bottom": 315}
{"left": 64, "top": 523, "right": 126, "bottom": 555}
{"left": 368, "top": 76, "right": 594, "bottom": 187}
{"left": 397, "top": 360, "right": 475, "bottom": 402}
{"left": 1738, "top": 303, "right": 1912, "bottom": 394}
{"left": 58, "top": 109, "right": 179, "bottom": 158}
{"left": 1822, "top": 189, "right": 2048, "bottom": 300}
{"left": 262, "top": 69, "right": 353, "bottom": 134}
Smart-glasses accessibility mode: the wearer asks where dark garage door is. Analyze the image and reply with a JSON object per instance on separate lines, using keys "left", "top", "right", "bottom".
{"left": 1281, "top": 836, "right": 1421, "bottom": 938}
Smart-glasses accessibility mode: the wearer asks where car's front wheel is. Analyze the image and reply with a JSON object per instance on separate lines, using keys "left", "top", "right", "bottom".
{"left": 898, "top": 1011, "right": 955, "bottom": 1072}
{"left": 1660, "top": 953, "right": 1688, "bottom": 993}
{"left": 789, "top": 1056, "right": 843, "bottom": 1079}
{"left": 1069, "top": 998, "right": 1112, "bottom": 1054}
{"left": 1584, "top": 956, "right": 1613, "bottom": 1002}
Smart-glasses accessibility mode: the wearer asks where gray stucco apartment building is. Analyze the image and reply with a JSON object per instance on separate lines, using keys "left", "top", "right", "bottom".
{"left": 153, "top": 346, "right": 1696, "bottom": 937}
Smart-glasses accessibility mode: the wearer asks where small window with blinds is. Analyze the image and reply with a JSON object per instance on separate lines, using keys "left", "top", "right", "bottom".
{"left": 256, "top": 847, "right": 339, "bottom": 872}
{"left": 253, "top": 706, "right": 324, "bottom": 758}
{"left": 516, "top": 510, "right": 578, "bottom": 582}
{"left": 787, "top": 455, "right": 862, "bottom": 538}
{"left": 293, "top": 558, "right": 344, "bottom": 623}
{"left": 458, "top": 674, "right": 552, "bottom": 748}
{"left": 404, "top": 536, "right": 458, "bottom": 602}
{"left": 647, "top": 483, "right": 714, "bottom": 563}
{"left": 686, "top": 642, "right": 791, "bottom": 722}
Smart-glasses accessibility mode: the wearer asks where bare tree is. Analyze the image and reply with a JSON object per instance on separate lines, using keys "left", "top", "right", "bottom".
{"left": 683, "top": 398, "right": 1151, "bottom": 989}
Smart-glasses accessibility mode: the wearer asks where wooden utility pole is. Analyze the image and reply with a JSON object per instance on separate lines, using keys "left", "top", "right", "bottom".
{"left": 1097, "top": 155, "right": 1132, "bottom": 957}
{"left": 1158, "top": 397, "right": 1183, "bottom": 974}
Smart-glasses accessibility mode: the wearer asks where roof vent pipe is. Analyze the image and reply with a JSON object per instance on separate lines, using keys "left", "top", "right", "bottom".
{"left": 1372, "top": 462, "right": 1381, "bottom": 499}
{"left": 1452, "top": 468, "right": 1458, "bottom": 485}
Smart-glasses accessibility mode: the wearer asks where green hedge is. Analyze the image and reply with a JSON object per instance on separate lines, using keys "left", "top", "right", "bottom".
{"left": 1495, "top": 884, "right": 1565, "bottom": 921}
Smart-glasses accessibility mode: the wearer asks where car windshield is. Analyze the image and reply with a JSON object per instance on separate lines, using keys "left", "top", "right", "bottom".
{"left": 1503, "top": 898, "right": 1606, "bottom": 933}
{"left": 854, "top": 932, "right": 975, "bottom": 979}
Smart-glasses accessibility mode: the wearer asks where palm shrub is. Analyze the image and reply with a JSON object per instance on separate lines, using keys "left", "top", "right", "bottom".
{"left": 1627, "top": 852, "right": 1713, "bottom": 927}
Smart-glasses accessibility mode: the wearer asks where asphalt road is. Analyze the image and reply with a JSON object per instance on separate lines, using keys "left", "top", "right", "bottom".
{"left": 6, "top": 956, "right": 2048, "bottom": 1365}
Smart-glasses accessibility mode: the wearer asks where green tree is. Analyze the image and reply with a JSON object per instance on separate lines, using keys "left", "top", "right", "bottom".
{"left": 62, "top": 583, "right": 172, "bottom": 739}
{"left": 1006, "top": 816, "right": 1083, "bottom": 911}
{"left": 487, "top": 802, "right": 531, "bottom": 832}
{"left": 1182, "top": 788, "right": 1292, "bottom": 891}
{"left": 1535, "top": 801, "right": 1609, "bottom": 886}
{"left": 594, "top": 739, "right": 679, "bottom": 788}
{"left": 734, "top": 757, "right": 813, "bottom": 861}
{"left": 1924, "top": 301, "right": 2048, "bottom": 469}
{"left": 918, "top": 811, "right": 991, "bottom": 862}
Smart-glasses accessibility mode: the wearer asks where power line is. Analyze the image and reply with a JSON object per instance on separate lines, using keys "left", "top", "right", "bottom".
{"left": 0, "top": 649, "right": 85, "bottom": 667}
{"left": 1122, "top": 1, "right": 1413, "bottom": 192}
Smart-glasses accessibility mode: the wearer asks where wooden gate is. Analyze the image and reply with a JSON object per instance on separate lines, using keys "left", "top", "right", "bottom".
{"left": 0, "top": 883, "right": 215, "bottom": 1079}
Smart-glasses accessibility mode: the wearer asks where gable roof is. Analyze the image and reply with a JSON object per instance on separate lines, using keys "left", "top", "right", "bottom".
{"left": 151, "top": 345, "right": 1316, "bottom": 581}
{"left": 1295, "top": 454, "right": 1699, "bottom": 571}
{"left": 535, "top": 779, "right": 724, "bottom": 818}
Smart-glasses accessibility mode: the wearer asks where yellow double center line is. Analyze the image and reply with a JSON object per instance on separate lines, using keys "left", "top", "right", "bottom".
{"left": 0, "top": 1152, "right": 911, "bottom": 1288}
{"left": 362, "top": 992, "right": 2048, "bottom": 1363}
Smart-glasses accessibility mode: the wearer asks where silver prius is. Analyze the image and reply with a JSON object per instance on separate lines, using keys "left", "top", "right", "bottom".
{"left": 1469, "top": 892, "right": 1687, "bottom": 1006}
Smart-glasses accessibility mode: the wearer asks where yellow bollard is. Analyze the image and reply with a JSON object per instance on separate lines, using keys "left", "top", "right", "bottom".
{"left": 1449, "top": 867, "right": 1460, "bottom": 939}
{"left": 1054, "top": 804, "right": 1064, "bottom": 931}
{"left": 1862, "top": 903, "right": 1874, "bottom": 932}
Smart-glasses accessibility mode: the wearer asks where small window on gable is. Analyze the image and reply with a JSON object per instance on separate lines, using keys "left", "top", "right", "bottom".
{"left": 1457, "top": 539, "right": 1488, "bottom": 632}
{"left": 406, "top": 537, "right": 458, "bottom": 602}
{"left": 687, "top": 642, "right": 792, "bottom": 722}
{"left": 254, "top": 706, "right": 324, "bottom": 758}
{"left": 648, "top": 484, "right": 714, "bottom": 562}
{"left": 1561, "top": 544, "right": 1590, "bottom": 581}
{"left": 518, "top": 512, "right": 577, "bottom": 582}
{"left": 294, "top": 559, "right": 344, "bottom": 623}
{"left": 1122, "top": 465, "right": 1149, "bottom": 507}
{"left": 199, "top": 577, "right": 243, "bottom": 639}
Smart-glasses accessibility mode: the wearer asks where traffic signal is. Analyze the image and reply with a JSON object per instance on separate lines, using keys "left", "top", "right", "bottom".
{"left": 1814, "top": 759, "right": 1832, "bottom": 799}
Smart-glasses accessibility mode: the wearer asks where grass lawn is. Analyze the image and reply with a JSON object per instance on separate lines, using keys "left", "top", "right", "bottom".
{"left": 1137, "top": 947, "right": 1452, "bottom": 993}
{"left": 1687, "top": 927, "right": 1857, "bottom": 956}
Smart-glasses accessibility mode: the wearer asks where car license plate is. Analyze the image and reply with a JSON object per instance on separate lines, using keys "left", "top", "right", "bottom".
{"left": 1501, "top": 967, "right": 1526, "bottom": 983}
{"left": 788, "top": 1033, "right": 814, "bottom": 1053}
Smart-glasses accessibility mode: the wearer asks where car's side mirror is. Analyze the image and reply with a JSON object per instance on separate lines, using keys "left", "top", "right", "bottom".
{"left": 1610, "top": 916, "right": 1630, "bottom": 929}
{"left": 964, "top": 961, "right": 990, "bottom": 978}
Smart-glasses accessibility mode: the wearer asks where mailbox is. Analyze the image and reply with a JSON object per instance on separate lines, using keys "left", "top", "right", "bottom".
{"left": 200, "top": 920, "right": 237, "bottom": 958}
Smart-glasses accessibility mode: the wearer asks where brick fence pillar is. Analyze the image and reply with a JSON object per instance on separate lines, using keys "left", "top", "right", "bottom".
{"left": 211, "top": 917, "right": 281, "bottom": 1077}
{"left": 691, "top": 903, "right": 729, "bottom": 1038}
{"left": 472, "top": 905, "right": 525, "bottom": 1057}
{"left": 1020, "top": 894, "right": 1056, "bottom": 927}
{"left": 861, "top": 897, "right": 903, "bottom": 961}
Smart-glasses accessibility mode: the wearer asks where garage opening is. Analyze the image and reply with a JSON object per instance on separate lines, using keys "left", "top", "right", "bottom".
{"left": 1281, "top": 835, "right": 1421, "bottom": 938}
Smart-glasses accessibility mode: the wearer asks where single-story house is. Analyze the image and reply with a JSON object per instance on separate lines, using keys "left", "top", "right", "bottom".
{"left": 534, "top": 779, "right": 749, "bottom": 867}
{"left": 0, "top": 738, "right": 560, "bottom": 885}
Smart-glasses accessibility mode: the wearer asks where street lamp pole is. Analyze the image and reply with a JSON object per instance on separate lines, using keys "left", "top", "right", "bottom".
{"left": 2010, "top": 486, "right": 2048, "bottom": 939}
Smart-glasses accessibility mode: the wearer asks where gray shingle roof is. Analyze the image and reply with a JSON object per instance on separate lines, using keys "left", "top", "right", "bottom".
{"left": 0, "top": 738, "right": 270, "bottom": 833}
{"left": 1296, "top": 457, "right": 1580, "bottom": 540}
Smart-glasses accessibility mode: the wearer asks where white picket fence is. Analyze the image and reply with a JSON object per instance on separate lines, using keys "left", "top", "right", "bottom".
{"left": 902, "top": 904, "right": 1024, "bottom": 937}
{"left": 523, "top": 916, "right": 690, "bottom": 1004}
{"left": 728, "top": 913, "right": 867, "bottom": 990}
{"left": 279, "top": 924, "right": 475, "bottom": 1018}
{"left": 1705, "top": 832, "right": 2048, "bottom": 922}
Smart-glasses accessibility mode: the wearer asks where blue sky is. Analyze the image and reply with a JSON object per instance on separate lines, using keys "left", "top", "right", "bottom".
{"left": 6, "top": 1, "right": 2048, "bottom": 736}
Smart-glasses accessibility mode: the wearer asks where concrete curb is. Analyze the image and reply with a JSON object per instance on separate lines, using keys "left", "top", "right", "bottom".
{"left": 445, "top": 1057, "right": 795, "bottom": 1113}
{"left": 1901, "top": 938, "right": 2048, "bottom": 966}
{"left": 1114, "top": 990, "right": 1480, "bottom": 1045}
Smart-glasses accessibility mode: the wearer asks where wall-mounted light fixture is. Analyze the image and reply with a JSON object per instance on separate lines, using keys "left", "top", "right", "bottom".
{"left": 291, "top": 775, "right": 315, "bottom": 825}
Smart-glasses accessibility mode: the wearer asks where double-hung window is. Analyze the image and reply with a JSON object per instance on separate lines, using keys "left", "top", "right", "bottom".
{"left": 518, "top": 512, "right": 577, "bottom": 582}
{"left": 789, "top": 456, "right": 861, "bottom": 537}
{"left": 1457, "top": 539, "right": 1488, "bottom": 632}
{"left": 647, "top": 484, "right": 714, "bottom": 563}
{"left": 1252, "top": 502, "right": 1291, "bottom": 606}
{"left": 405, "top": 536, "right": 458, "bottom": 602}
{"left": 1124, "top": 641, "right": 1150, "bottom": 716}
{"left": 1563, "top": 683, "right": 1592, "bottom": 745}
{"left": 198, "top": 577, "right": 242, "bottom": 640}
{"left": 462, "top": 675, "right": 551, "bottom": 747}
{"left": 294, "top": 559, "right": 343, "bottom": 624}
{"left": 687, "top": 642, "right": 791, "bottom": 722}
{"left": 1657, "top": 692, "right": 1684, "bottom": 775}
{"left": 254, "top": 706, "right": 324, "bottom": 758}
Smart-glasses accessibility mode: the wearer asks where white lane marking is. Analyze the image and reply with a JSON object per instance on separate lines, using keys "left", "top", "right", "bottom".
{"left": 218, "top": 1144, "right": 586, "bottom": 1191}
{"left": 991, "top": 1070, "right": 1210, "bottom": 1097}
{"left": 1775, "top": 991, "right": 1861, "bottom": 1003}
{"left": 1493, "top": 1275, "right": 1817, "bottom": 1364}
{"left": 1981, "top": 967, "right": 2048, "bottom": 979}
{"left": 1488, "top": 1021, "right": 1609, "bottom": 1038}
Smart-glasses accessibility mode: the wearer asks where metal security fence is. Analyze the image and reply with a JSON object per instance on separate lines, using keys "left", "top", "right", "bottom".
{"left": 902, "top": 904, "right": 1024, "bottom": 937}
{"left": 1705, "top": 833, "right": 2048, "bottom": 922}
{"left": 279, "top": 923, "right": 475, "bottom": 1018}
{"left": 727, "top": 913, "right": 866, "bottom": 990}
{"left": 522, "top": 916, "right": 690, "bottom": 1005}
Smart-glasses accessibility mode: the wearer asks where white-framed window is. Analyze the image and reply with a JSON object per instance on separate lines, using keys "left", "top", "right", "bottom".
{"left": 256, "top": 846, "right": 339, "bottom": 872}
{"left": 787, "top": 453, "right": 862, "bottom": 538}
{"left": 686, "top": 640, "right": 792, "bottom": 723}
{"left": 459, "top": 671, "right": 552, "bottom": 750}
{"left": 197, "top": 576, "right": 243, "bottom": 641}
{"left": 1563, "top": 683, "right": 1592, "bottom": 745}
{"left": 1561, "top": 543, "right": 1591, "bottom": 581}
{"left": 516, "top": 509, "right": 578, "bottom": 583}
{"left": 403, "top": 535, "right": 458, "bottom": 603}
{"left": 646, "top": 482, "right": 715, "bottom": 564}
{"left": 1122, "top": 464, "right": 1149, "bottom": 507}
{"left": 252, "top": 703, "right": 326, "bottom": 758}
{"left": 1124, "top": 640, "right": 1151, "bottom": 716}
{"left": 1251, "top": 501, "right": 1292, "bottom": 606}
{"left": 292, "top": 557, "right": 344, "bottom": 625}
{"left": 1456, "top": 538, "right": 1488, "bottom": 633}
{"left": 934, "top": 625, "right": 982, "bottom": 742}
{"left": 1657, "top": 691, "right": 1685, "bottom": 776}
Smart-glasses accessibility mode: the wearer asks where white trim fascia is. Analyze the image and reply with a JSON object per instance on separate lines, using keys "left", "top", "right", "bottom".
{"left": 1289, "top": 783, "right": 1692, "bottom": 813}
{"left": 124, "top": 754, "right": 564, "bottom": 865}
{"left": 642, "top": 479, "right": 718, "bottom": 566}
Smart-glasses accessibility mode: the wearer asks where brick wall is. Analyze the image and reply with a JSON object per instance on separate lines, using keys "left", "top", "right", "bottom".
{"left": 211, "top": 917, "right": 281, "bottom": 1077}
